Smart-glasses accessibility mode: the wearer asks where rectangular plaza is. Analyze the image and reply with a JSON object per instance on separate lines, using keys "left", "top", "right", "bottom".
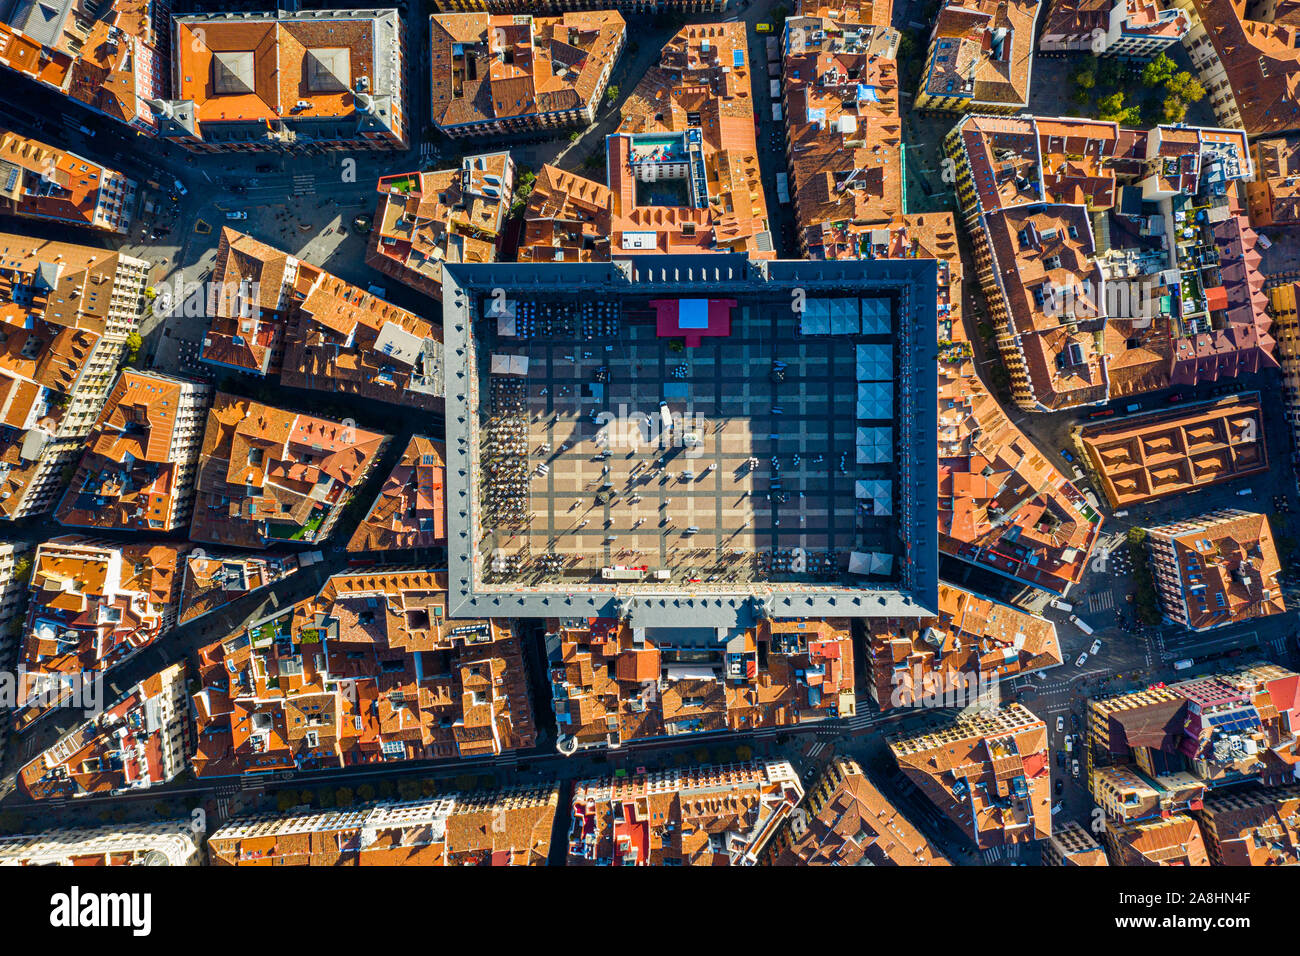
{"left": 442, "top": 257, "right": 938, "bottom": 625}
{"left": 500, "top": 297, "right": 897, "bottom": 582}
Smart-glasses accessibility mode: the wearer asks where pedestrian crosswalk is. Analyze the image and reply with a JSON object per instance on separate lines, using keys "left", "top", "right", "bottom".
{"left": 806, "top": 742, "right": 828, "bottom": 759}
{"left": 418, "top": 142, "right": 438, "bottom": 164}
{"left": 292, "top": 174, "right": 316, "bottom": 197}
{"left": 1087, "top": 590, "right": 1114, "bottom": 613}
{"left": 845, "top": 712, "right": 886, "bottom": 733}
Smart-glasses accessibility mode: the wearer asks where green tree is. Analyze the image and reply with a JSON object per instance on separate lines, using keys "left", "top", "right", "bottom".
{"left": 1097, "top": 59, "right": 1123, "bottom": 87}
{"left": 317, "top": 788, "right": 336, "bottom": 809}
{"left": 1141, "top": 52, "right": 1176, "bottom": 87}
{"left": 509, "top": 168, "right": 537, "bottom": 217}
{"left": 276, "top": 789, "right": 298, "bottom": 812}
{"left": 605, "top": 84, "right": 619, "bottom": 102}
{"left": 735, "top": 744, "right": 754, "bottom": 762}
{"left": 420, "top": 778, "right": 439, "bottom": 798}
{"left": 1165, "top": 71, "right": 1205, "bottom": 103}
{"left": 336, "top": 787, "right": 354, "bottom": 807}
{"left": 1162, "top": 97, "right": 1189, "bottom": 123}
{"left": 1097, "top": 92, "right": 1127, "bottom": 122}
{"left": 1072, "top": 62, "right": 1097, "bottom": 91}
{"left": 377, "top": 779, "right": 395, "bottom": 800}
{"left": 356, "top": 783, "right": 376, "bottom": 802}
{"left": 12, "top": 555, "right": 31, "bottom": 582}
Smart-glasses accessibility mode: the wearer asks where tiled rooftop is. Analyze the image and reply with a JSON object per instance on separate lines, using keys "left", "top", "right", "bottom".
{"left": 429, "top": 11, "right": 624, "bottom": 131}
{"left": 867, "top": 582, "right": 1061, "bottom": 710}
{"left": 191, "top": 571, "right": 537, "bottom": 777}
{"left": 1077, "top": 396, "right": 1270, "bottom": 508}
{"left": 208, "top": 785, "right": 559, "bottom": 865}
{"left": 189, "top": 392, "right": 390, "bottom": 549}
{"left": 55, "top": 370, "right": 211, "bottom": 531}
{"left": 0, "top": 129, "right": 137, "bottom": 233}
{"left": 889, "top": 702, "right": 1051, "bottom": 849}
{"left": 17, "top": 536, "right": 185, "bottom": 726}
{"left": 346, "top": 435, "right": 447, "bottom": 552}
{"left": 367, "top": 153, "right": 514, "bottom": 297}
{"left": 548, "top": 616, "right": 855, "bottom": 752}
{"left": 569, "top": 760, "right": 805, "bottom": 865}
{"left": 18, "top": 662, "right": 189, "bottom": 799}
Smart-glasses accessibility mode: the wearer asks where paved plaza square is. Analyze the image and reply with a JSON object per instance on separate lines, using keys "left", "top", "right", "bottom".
{"left": 479, "top": 295, "right": 898, "bottom": 588}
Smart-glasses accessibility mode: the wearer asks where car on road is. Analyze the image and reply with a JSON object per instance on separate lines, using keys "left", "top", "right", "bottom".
{"left": 230, "top": 184, "right": 247, "bottom": 195}
{"left": 1054, "top": 779, "right": 1063, "bottom": 796}
{"left": 1056, "top": 750, "right": 1066, "bottom": 767}
{"left": 1075, "top": 651, "right": 1089, "bottom": 667}
{"left": 173, "top": 178, "right": 187, "bottom": 195}
{"left": 1089, "top": 639, "right": 1102, "bottom": 655}
{"left": 1071, "top": 759, "right": 1080, "bottom": 778}
{"left": 255, "top": 164, "right": 274, "bottom": 173}
{"left": 1056, "top": 716, "right": 1064, "bottom": 733}
{"left": 1071, "top": 713, "right": 1080, "bottom": 731}
{"left": 225, "top": 211, "right": 247, "bottom": 220}
{"left": 1059, "top": 448, "right": 1074, "bottom": 462}
{"left": 1167, "top": 392, "right": 1184, "bottom": 403}
{"left": 1088, "top": 407, "right": 1115, "bottom": 419}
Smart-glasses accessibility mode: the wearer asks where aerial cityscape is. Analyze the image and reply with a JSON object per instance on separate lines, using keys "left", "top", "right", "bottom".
{"left": 0, "top": 0, "right": 1299, "bottom": 896}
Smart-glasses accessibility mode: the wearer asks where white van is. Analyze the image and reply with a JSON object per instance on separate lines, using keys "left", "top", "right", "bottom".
{"left": 1069, "top": 614, "right": 1095, "bottom": 635}
{"left": 1174, "top": 658, "right": 1194, "bottom": 671}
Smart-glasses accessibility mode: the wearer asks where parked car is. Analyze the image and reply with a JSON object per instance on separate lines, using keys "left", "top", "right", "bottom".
{"left": 1070, "top": 714, "right": 1080, "bottom": 732}
{"left": 173, "top": 178, "right": 187, "bottom": 196}
{"left": 1059, "top": 448, "right": 1074, "bottom": 462}
{"left": 1071, "top": 759, "right": 1080, "bottom": 778}
{"left": 1089, "top": 639, "right": 1102, "bottom": 655}
{"left": 1054, "top": 779, "right": 1063, "bottom": 796}
{"left": 225, "top": 211, "right": 247, "bottom": 220}
{"left": 1076, "top": 651, "right": 1089, "bottom": 667}
{"left": 1056, "top": 750, "right": 1066, "bottom": 768}
{"left": 1167, "top": 392, "right": 1184, "bottom": 403}
{"left": 1056, "top": 716, "right": 1064, "bottom": 733}
{"left": 1174, "top": 658, "right": 1194, "bottom": 671}
{"left": 255, "top": 164, "right": 274, "bottom": 173}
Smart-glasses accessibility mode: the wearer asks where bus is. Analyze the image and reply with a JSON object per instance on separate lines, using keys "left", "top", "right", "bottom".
{"left": 602, "top": 566, "right": 647, "bottom": 582}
